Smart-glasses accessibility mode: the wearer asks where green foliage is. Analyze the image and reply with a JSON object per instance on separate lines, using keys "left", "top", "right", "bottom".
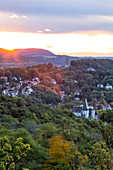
{"left": 0, "top": 136, "right": 31, "bottom": 170}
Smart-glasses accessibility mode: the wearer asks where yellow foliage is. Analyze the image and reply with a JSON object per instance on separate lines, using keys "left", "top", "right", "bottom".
{"left": 48, "top": 136, "right": 73, "bottom": 165}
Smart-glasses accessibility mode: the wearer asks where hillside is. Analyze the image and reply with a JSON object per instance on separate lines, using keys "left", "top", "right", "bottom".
{"left": 14, "top": 48, "right": 55, "bottom": 56}
{"left": 0, "top": 95, "right": 113, "bottom": 169}
{"left": 61, "top": 59, "right": 113, "bottom": 104}
{"left": 0, "top": 48, "right": 55, "bottom": 58}
{"left": 0, "top": 60, "right": 113, "bottom": 169}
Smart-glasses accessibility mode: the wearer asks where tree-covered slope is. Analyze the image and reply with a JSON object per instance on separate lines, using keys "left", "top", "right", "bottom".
{"left": 0, "top": 95, "right": 113, "bottom": 169}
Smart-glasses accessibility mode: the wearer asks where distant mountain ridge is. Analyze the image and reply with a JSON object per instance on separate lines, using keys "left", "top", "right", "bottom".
{"left": 14, "top": 48, "right": 55, "bottom": 56}
{"left": 0, "top": 48, "right": 113, "bottom": 68}
{"left": 0, "top": 48, "right": 55, "bottom": 58}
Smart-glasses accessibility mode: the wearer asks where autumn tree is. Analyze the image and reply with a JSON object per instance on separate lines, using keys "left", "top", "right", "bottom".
{"left": 44, "top": 136, "right": 88, "bottom": 170}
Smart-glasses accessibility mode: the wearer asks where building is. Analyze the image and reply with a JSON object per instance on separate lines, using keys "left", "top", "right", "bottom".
{"left": 105, "top": 84, "right": 112, "bottom": 89}
{"left": 0, "top": 76, "right": 8, "bottom": 81}
{"left": 51, "top": 79, "right": 56, "bottom": 85}
{"left": 72, "top": 99, "right": 97, "bottom": 119}
{"left": 74, "top": 80, "right": 78, "bottom": 83}
{"left": 87, "top": 67, "right": 95, "bottom": 71}
{"left": 74, "top": 91, "right": 80, "bottom": 95}
{"left": 65, "top": 57, "right": 70, "bottom": 68}
{"left": 100, "top": 104, "right": 112, "bottom": 110}
{"left": 32, "top": 77, "right": 40, "bottom": 84}
{"left": 97, "top": 83, "right": 104, "bottom": 88}
{"left": 59, "top": 91, "right": 65, "bottom": 99}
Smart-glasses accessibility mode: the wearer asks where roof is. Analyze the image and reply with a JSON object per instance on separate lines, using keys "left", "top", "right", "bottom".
{"left": 74, "top": 91, "right": 79, "bottom": 93}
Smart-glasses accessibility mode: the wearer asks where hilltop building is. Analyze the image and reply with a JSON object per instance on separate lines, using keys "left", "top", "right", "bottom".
{"left": 72, "top": 99, "right": 97, "bottom": 119}
{"left": 87, "top": 67, "right": 95, "bottom": 71}
{"left": 65, "top": 57, "right": 70, "bottom": 68}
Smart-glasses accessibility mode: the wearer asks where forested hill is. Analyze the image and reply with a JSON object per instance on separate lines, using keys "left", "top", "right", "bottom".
{"left": 61, "top": 59, "right": 113, "bottom": 103}
{"left": 71, "top": 59, "right": 113, "bottom": 71}
{"left": 1, "top": 60, "right": 113, "bottom": 169}
{"left": 0, "top": 95, "right": 113, "bottom": 169}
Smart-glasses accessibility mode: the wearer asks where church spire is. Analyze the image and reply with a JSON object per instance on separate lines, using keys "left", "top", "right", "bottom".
{"left": 83, "top": 99, "right": 88, "bottom": 110}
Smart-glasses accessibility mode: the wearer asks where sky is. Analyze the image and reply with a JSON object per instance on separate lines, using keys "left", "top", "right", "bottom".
{"left": 0, "top": 0, "right": 113, "bottom": 56}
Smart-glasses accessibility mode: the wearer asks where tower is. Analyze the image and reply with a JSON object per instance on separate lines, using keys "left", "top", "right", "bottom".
{"left": 82, "top": 99, "right": 89, "bottom": 118}
{"left": 65, "top": 57, "right": 70, "bottom": 68}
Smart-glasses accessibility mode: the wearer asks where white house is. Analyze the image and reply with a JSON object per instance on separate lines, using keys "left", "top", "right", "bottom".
{"left": 97, "top": 83, "right": 104, "bottom": 88}
{"left": 105, "top": 84, "right": 112, "bottom": 89}
{"left": 32, "top": 77, "right": 40, "bottom": 84}
{"left": 2, "top": 89, "right": 8, "bottom": 95}
{"left": 12, "top": 76, "right": 17, "bottom": 81}
{"left": 51, "top": 79, "right": 56, "bottom": 85}
{"left": 25, "top": 88, "right": 34, "bottom": 96}
{"left": 74, "top": 98, "right": 80, "bottom": 101}
{"left": 74, "top": 80, "right": 78, "bottom": 83}
{"left": 87, "top": 67, "right": 95, "bottom": 71}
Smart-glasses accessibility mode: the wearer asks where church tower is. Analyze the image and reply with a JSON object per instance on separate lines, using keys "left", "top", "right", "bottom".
{"left": 65, "top": 57, "right": 70, "bottom": 68}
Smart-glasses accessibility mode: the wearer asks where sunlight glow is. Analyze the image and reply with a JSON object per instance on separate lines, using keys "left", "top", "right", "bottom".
{"left": 0, "top": 31, "right": 113, "bottom": 56}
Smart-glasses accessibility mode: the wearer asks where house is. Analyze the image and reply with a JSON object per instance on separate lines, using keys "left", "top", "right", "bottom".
{"left": 31, "top": 81, "right": 38, "bottom": 86}
{"left": 74, "top": 80, "right": 78, "bottom": 83}
{"left": 20, "top": 81, "right": 23, "bottom": 85}
{"left": 2, "top": 89, "right": 8, "bottom": 95}
{"left": 105, "top": 84, "right": 112, "bottom": 89}
{"left": 97, "top": 83, "right": 104, "bottom": 88}
{"left": 59, "top": 91, "right": 65, "bottom": 99}
{"left": 51, "top": 79, "right": 56, "bottom": 85}
{"left": 87, "top": 67, "right": 95, "bottom": 71}
{"left": 5, "top": 82, "right": 9, "bottom": 85}
{"left": 7, "top": 90, "right": 15, "bottom": 97}
{"left": 100, "top": 104, "right": 112, "bottom": 110}
{"left": 12, "top": 76, "right": 17, "bottom": 81}
{"left": 24, "top": 80, "right": 30, "bottom": 84}
{"left": 32, "top": 77, "right": 40, "bottom": 84}
{"left": 27, "top": 84, "right": 31, "bottom": 88}
{"left": 74, "top": 98, "right": 80, "bottom": 101}
{"left": 74, "top": 91, "right": 80, "bottom": 95}
{"left": 72, "top": 99, "right": 96, "bottom": 119}
{"left": 24, "top": 88, "right": 33, "bottom": 96}
{"left": 0, "top": 76, "right": 8, "bottom": 81}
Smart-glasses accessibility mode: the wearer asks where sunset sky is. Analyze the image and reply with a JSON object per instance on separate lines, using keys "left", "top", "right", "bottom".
{"left": 1, "top": 0, "right": 113, "bottom": 56}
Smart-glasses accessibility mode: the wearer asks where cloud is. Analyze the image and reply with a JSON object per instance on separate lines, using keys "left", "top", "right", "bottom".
{"left": 0, "top": 0, "right": 113, "bottom": 33}
{"left": 37, "top": 30, "right": 43, "bottom": 33}
{"left": 9, "top": 14, "right": 27, "bottom": 19}
{"left": 9, "top": 14, "right": 19, "bottom": 18}
{"left": 44, "top": 28, "right": 51, "bottom": 32}
{"left": 46, "top": 45, "right": 53, "bottom": 48}
{"left": 1, "top": 0, "right": 113, "bottom": 16}
{"left": 22, "top": 15, "right": 27, "bottom": 18}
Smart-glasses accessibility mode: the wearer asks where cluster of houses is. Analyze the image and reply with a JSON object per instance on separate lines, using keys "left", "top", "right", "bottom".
{"left": 1, "top": 76, "right": 40, "bottom": 97}
{"left": 97, "top": 83, "right": 113, "bottom": 89}
{"left": 0, "top": 76, "right": 64, "bottom": 98}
